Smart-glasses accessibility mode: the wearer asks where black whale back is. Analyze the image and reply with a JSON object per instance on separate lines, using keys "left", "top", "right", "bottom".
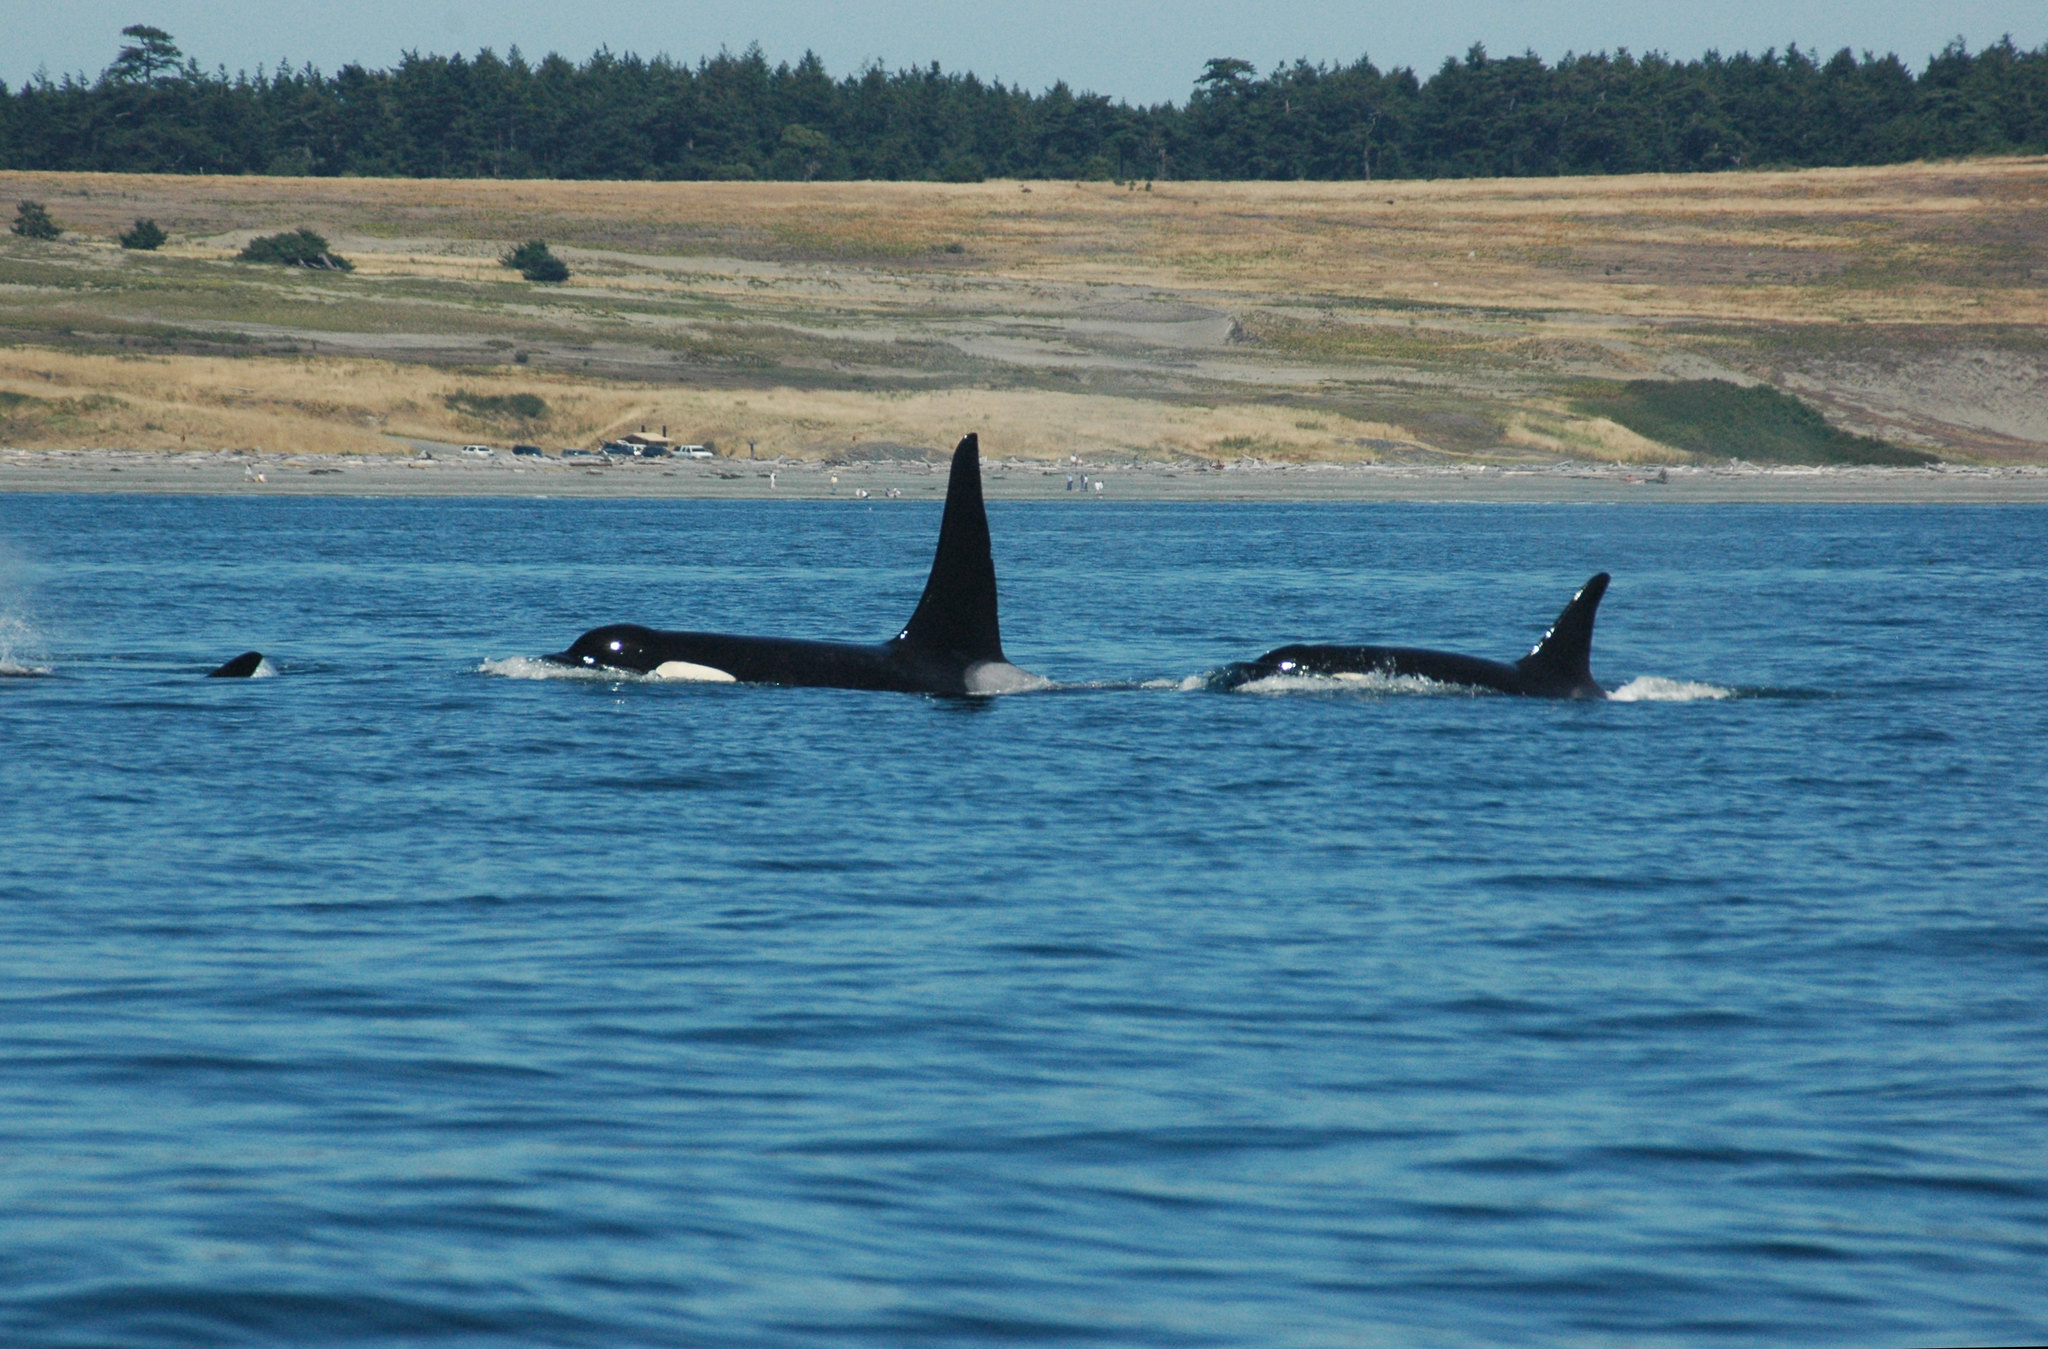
{"left": 1514, "top": 573, "right": 1609, "bottom": 697}
{"left": 895, "top": 434, "right": 1005, "bottom": 664}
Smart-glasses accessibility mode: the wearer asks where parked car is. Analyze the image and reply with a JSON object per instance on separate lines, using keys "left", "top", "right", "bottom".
{"left": 512, "top": 444, "right": 544, "bottom": 457}
{"left": 677, "top": 444, "right": 715, "bottom": 459}
{"left": 601, "top": 441, "right": 637, "bottom": 456}
{"left": 460, "top": 444, "right": 495, "bottom": 459}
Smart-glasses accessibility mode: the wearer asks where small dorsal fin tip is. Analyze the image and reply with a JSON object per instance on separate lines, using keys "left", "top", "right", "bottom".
{"left": 207, "top": 650, "right": 265, "bottom": 678}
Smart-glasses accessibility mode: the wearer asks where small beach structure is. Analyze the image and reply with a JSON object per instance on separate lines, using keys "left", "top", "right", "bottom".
{"left": 616, "top": 430, "right": 675, "bottom": 457}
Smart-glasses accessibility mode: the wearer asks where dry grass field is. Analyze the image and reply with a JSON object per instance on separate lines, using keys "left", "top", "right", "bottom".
{"left": 2, "top": 159, "right": 2044, "bottom": 463}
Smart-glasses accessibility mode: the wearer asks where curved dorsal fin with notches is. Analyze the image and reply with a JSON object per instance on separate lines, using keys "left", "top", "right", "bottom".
{"left": 1515, "top": 573, "right": 1609, "bottom": 696}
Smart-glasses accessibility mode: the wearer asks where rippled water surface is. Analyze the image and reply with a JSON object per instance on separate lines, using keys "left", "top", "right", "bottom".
{"left": 2, "top": 495, "right": 2044, "bottom": 1347}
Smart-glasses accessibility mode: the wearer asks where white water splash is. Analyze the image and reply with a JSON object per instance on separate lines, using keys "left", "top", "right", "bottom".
{"left": 963, "top": 662, "right": 1055, "bottom": 695}
{"left": 0, "top": 610, "right": 50, "bottom": 677}
{"left": 479, "top": 656, "right": 628, "bottom": 681}
{"left": 1608, "top": 676, "right": 1734, "bottom": 702}
{"left": 1233, "top": 670, "right": 1478, "bottom": 697}
{"left": 480, "top": 655, "right": 1061, "bottom": 694}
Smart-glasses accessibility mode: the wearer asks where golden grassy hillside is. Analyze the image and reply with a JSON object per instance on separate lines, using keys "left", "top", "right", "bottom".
{"left": 2, "top": 159, "right": 2043, "bottom": 462}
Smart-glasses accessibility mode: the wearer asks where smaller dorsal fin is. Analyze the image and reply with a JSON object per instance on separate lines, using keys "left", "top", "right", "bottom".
{"left": 1515, "top": 574, "right": 1609, "bottom": 696}
{"left": 895, "top": 435, "right": 1005, "bottom": 663}
{"left": 207, "top": 651, "right": 265, "bottom": 678}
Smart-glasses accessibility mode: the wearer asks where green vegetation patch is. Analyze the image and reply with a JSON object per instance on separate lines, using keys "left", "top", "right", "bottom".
{"left": 1, "top": 389, "right": 125, "bottom": 437}
{"left": 1247, "top": 312, "right": 1505, "bottom": 365}
{"left": 1571, "top": 379, "right": 1934, "bottom": 466}
{"left": 238, "top": 228, "right": 352, "bottom": 270}
{"left": 8, "top": 29, "right": 2048, "bottom": 183}
{"left": 119, "top": 219, "right": 168, "bottom": 251}
{"left": 502, "top": 240, "right": 569, "bottom": 283}
{"left": 1, "top": 390, "right": 122, "bottom": 413}
{"left": 11, "top": 201, "right": 61, "bottom": 240}
{"left": 444, "top": 390, "right": 548, "bottom": 421}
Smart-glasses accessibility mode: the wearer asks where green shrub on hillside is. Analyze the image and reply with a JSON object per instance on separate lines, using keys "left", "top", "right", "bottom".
{"left": 501, "top": 240, "right": 569, "bottom": 283}
{"left": 1572, "top": 379, "right": 1935, "bottom": 466}
{"left": 445, "top": 390, "right": 548, "bottom": 420}
{"left": 11, "top": 201, "right": 61, "bottom": 240}
{"left": 119, "top": 218, "right": 167, "bottom": 250}
{"left": 238, "top": 227, "right": 352, "bottom": 270}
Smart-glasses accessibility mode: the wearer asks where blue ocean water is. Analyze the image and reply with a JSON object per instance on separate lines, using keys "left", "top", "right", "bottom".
{"left": 1, "top": 494, "right": 2044, "bottom": 1347}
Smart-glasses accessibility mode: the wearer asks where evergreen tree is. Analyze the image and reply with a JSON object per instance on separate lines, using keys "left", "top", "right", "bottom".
{"left": 106, "top": 25, "right": 183, "bottom": 84}
{"left": 11, "top": 200, "right": 60, "bottom": 239}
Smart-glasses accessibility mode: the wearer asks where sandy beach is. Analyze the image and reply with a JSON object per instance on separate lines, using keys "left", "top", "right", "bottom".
{"left": 6, "top": 446, "right": 2046, "bottom": 503}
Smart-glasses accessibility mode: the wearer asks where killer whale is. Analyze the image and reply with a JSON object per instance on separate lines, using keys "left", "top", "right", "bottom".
{"left": 545, "top": 433, "right": 1040, "bottom": 694}
{"left": 1217, "top": 573, "right": 1611, "bottom": 699}
{"left": 207, "top": 651, "right": 266, "bottom": 678}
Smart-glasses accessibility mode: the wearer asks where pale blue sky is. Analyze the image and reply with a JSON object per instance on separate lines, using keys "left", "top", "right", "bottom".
{"left": 7, "top": 0, "right": 2044, "bottom": 104}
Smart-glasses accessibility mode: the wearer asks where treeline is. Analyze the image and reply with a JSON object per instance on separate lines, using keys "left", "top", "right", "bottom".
{"left": 3, "top": 28, "right": 2045, "bottom": 182}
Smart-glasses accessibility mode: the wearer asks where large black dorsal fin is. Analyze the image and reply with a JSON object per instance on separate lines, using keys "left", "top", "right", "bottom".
{"left": 1515, "top": 573, "right": 1609, "bottom": 695}
{"left": 896, "top": 434, "right": 1005, "bottom": 662}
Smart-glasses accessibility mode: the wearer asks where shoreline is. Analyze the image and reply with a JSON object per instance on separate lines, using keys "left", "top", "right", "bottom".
{"left": 5, "top": 447, "right": 2048, "bottom": 504}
